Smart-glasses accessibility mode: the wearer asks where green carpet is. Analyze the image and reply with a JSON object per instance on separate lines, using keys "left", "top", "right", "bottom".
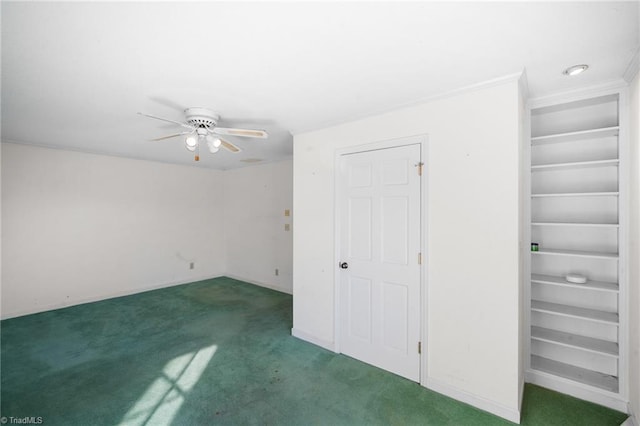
{"left": 1, "top": 277, "right": 628, "bottom": 425}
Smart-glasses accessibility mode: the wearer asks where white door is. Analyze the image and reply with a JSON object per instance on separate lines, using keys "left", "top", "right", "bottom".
{"left": 338, "top": 143, "right": 421, "bottom": 381}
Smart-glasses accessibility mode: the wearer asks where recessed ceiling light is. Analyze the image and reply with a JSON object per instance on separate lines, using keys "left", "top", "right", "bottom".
{"left": 563, "top": 64, "right": 589, "bottom": 76}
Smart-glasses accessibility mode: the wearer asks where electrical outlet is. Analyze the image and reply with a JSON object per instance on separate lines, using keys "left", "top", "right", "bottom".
{"left": 275, "top": 269, "right": 279, "bottom": 276}
{"left": 190, "top": 262, "right": 194, "bottom": 270}
{"left": 284, "top": 224, "right": 290, "bottom": 231}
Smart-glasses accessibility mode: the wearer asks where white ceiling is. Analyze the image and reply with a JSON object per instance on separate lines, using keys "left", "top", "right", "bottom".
{"left": 2, "top": 2, "right": 638, "bottom": 169}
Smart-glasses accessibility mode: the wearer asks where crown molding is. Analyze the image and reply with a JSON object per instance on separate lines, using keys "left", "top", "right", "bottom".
{"left": 292, "top": 71, "right": 525, "bottom": 135}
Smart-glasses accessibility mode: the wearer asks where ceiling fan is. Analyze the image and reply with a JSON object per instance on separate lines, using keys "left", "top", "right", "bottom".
{"left": 138, "top": 107, "right": 268, "bottom": 161}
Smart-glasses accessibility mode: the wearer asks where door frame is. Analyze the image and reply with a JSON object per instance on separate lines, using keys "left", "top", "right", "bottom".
{"left": 333, "top": 134, "right": 429, "bottom": 385}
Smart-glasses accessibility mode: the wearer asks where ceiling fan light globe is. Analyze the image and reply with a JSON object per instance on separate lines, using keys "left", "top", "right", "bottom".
{"left": 185, "top": 135, "right": 197, "bottom": 148}
{"left": 206, "top": 134, "right": 222, "bottom": 148}
{"left": 206, "top": 138, "right": 220, "bottom": 154}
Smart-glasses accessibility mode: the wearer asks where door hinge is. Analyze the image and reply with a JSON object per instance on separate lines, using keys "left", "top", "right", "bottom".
{"left": 416, "top": 162, "right": 424, "bottom": 176}
{"left": 418, "top": 342, "right": 422, "bottom": 354}
{"left": 418, "top": 252, "right": 422, "bottom": 265}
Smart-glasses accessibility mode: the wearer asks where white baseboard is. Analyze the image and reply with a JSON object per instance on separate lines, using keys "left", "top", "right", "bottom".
{"left": 1, "top": 274, "right": 224, "bottom": 320}
{"left": 224, "top": 274, "right": 292, "bottom": 295}
{"left": 291, "top": 327, "right": 336, "bottom": 352}
{"left": 1, "top": 274, "right": 293, "bottom": 320}
{"left": 622, "top": 402, "right": 638, "bottom": 426}
{"left": 426, "top": 377, "right": 521, "bottom": 424}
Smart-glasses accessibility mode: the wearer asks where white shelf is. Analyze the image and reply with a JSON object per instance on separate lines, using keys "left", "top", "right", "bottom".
{"left": 531, "top": 159, "right": 619, "bottom": 171}
{"left": 531, "top": 300, "right": 619, "bottom": 324}
{"left": 531, "top": 248, "right": 618, "bottom": 260}
{"left": 531, "top": 192, "right": 619, "bottom": 198}
{"left": 531, "top": 355, "right": 618, "bottom": 393}
{"left": 531, "top": 273, "right": 618, "bottom": 292}
{"left": 531, "top": 222, "right": 619, "bottom": 228}
{"left": 531, "top": 326, "right": 618, "bottom": 357}
{"left": 531, "top": 126, "right": 619, "bottom": 145}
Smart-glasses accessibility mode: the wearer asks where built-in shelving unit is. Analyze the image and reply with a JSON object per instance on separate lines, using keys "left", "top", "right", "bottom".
{"left": 531, "top": 192, "right": 619, "bottom": 198}
{"left": 530, "top": 126, "right": 619, "bottom": 144}
{"left": 526, "top": 91, "right": 626, "bottom": 409}
{"left": 531, "top": 356, "right": 619, "bottom": 393}
{"left": 531, "top": 274, "right": 618, "bottom": 292}
{"left": 531, "top": 159, "right": 620, "bottom": 171}
{"left": 532, "top": 222, "right": 619, "bottom": 228}
{"left": 531, "top": 300, "right": 619, "bottom": 324}
{"left": 531, "top": 326, "right": 618, "bottom": 356}
{"left": 532, "top": 248, "right": 618, "bottom": 260}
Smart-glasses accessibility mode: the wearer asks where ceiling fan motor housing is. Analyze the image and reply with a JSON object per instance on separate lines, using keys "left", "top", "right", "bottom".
{"left": 184, "top": 107, "right": 219, "bottom": 128}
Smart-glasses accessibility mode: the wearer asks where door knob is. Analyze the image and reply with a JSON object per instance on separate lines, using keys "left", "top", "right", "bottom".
{"left": 340, "top": 262, "right": 349, "bottom": 269}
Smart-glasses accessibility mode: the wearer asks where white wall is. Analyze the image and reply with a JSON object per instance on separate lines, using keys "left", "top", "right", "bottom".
{"left": 292, "top": 77, "right": 523, "bottom": 421}
{"left": 224, "top": 159, "right": 293, "bottom": 294}
{"left": 628, "top": 69, "right": 640, "bottom": 423}
{"left": 1, "top": 143, "right": 227, "bottom": 318}
{"left": 1, "top": 144, "right": 294, "bottom": 319}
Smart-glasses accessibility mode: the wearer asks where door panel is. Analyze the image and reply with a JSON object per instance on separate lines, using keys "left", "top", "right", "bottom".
{"left": 381, "top": 196, "right": 409, "bottom": 264}
{"left": 349, "top": 163, "right": 372, "bottom": 187}
{"left": 338, "top": 143, "right": 421, "bottom": 381}
{"left": 348, "top": 198, "right": 372, "bottom": 260}
{"left": 381, "top": 158, "right": 409, "bottom": 185}
{"left": 381, "top": 281, "right": 408, "bottom": 352}
{"left": 348, "top": 276, "right": 373, "bottom": 342}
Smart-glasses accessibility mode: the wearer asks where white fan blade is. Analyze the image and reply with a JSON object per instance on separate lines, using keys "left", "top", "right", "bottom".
{"left": 220, "top": 138, "right": 242, "bottom": 153}
{"left": 213, "top": 127, "right": 268, "bottom": 139}
{"left": 138, "top": 112, "right": 193, "bottom": 130}
{"left": 148, "top": 96, "right": 187, "bottom": 113}
{"left": 150, "top": 131, "right": 192, "bottom": 141}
